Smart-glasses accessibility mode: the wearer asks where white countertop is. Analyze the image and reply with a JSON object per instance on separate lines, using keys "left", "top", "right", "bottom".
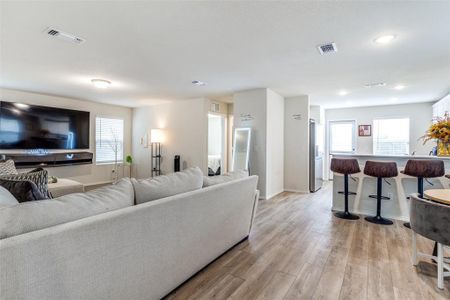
{"left": 330, "top": 153, "right": 450, "bottom": 160}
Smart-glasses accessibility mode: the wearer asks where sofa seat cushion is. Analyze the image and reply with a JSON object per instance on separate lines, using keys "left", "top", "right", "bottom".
{"left": 0, "top": 186, "right": 19, "bottom": 208}
{"left": 132, "top": 167, "right": 203, "bottom": 204}
{"left": 203, "top": 170, "right": 249, "bottom": 187}
{"left": 0, "top": 178, "right": 134, "bottom": 239}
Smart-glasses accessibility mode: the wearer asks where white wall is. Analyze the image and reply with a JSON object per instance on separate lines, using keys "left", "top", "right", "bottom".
{"left": 233, "top": 89, "right": 268, "bottom": 198}
{"left": 325, "top": 102, "right": 434, "bottom": 156}
{"left": 132, "top": 98, "right": 208, "bottom": 178}
{"left": 0, "top": 88, "right": 133, "bottom": 185}
{"left": 284, "top": 96, "right": 310, "bottom": 193}
{"left": 233, "top": 88, "right": 285, "bottom": 199}
{"left": 266, "top": 89, "right": 284, "bottom": 199}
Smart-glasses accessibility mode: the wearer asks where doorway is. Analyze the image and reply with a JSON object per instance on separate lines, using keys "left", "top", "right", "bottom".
{"left": 208, "top": 113, "right": 227, "bottom": 176}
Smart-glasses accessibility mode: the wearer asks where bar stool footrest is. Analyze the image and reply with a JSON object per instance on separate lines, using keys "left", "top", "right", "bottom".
{"left": 334, "top": 211, "right": 360, "bottom": 220}
{"left": 368, "top": 194, "right": 390, "bottom": 200}
{"left": 365, "top": 215, "right": 393, "bottom": 225}
{"left": 338, "top": 191, "right": 357, "bottom": 195}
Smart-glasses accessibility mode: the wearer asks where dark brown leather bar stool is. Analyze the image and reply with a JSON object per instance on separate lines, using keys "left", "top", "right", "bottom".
{"left": 364, "top": 161, "right": 398, "bottom": 225}
{"left": 331, "top": 158, "right": 361, "bottom": 220}
{"left": 402, "top": 159, "right": 445, "bottom": 228}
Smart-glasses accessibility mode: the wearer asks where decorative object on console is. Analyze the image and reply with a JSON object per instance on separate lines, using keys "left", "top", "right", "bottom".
{"left": 0, "top": 179, "right": 48, "bottom": 203}
{"left": 0, "top": 159, "right": 18, "bottom": 175}
{"left": 358, "top": 125, "right": 372, "bottom": 136}
{"left": 125, "top": 155, "right": 133, "bottom": 177}
{"left": 0, "top": 168, "right": 51, "bottom": 198}
{"left": 203, "top": 169, "right": 249, "bottom": 187}
{"left": 422, "top": 112, "right": 450, "bottom": 156}
{"left": 48, "top": 178, "right": 85, "bottom": 198}
{"left": 150, "top": 129, "right": 165, "bottom": 177}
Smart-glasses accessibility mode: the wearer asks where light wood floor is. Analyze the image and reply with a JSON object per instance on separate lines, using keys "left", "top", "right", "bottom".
{"left": 165, "top": 182, "right": 450, "bottom": 299}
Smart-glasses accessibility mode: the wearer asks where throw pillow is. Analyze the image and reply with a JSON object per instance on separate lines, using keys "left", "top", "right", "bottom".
{"left": 0, "top": 179, "right": 48, "bottom": 203}
{"left": 0, "top": 168, "right": 51, "bottom": 198}
{"left": 0, "top": 186, "right": 19, "bottom": 207}
{"left": 132, "top": 166, "right": 203, "bottom": 204}
{"left": 0, "top": 178, "right": 135, "bottom": 239}
{"left": 0, "top": 160, "right": 18, "bottom": 176}
{"left": 203, "top": 169, "right": 249, "bottom": 187}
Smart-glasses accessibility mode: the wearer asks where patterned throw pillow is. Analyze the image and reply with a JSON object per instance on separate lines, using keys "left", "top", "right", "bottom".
{"left": 0, "top": 168, "right": 51, "bottom": 198}
{"left": 0, "top": 179, "right": 47, "bottom": 203}
{"left": 0, "top": 160, "right": 18, "bottom": 176}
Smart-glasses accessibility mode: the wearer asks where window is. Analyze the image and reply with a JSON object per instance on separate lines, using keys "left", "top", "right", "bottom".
{"left": 95, "top": 117, "right": 124, "bottom": 164}
{"left": 373, "top": 118, "right": 409, "bottom": 155}
{"left": 329, "top": 120, "right": 356, "bottom": 153}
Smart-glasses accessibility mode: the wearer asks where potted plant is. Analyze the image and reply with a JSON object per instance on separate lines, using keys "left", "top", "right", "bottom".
{"left": 126, "top": 155, "right": 133, "bottom": 177}
{"left": 422, "top": 112, "right": 450, "bottom": 156}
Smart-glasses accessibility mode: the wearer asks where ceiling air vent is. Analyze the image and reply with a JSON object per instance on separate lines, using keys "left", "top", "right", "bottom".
{"left": 317, "top": 42, "right": 338, "bottom": 55}
{"left": 44, "top": 27, "right": 85, "bottom": 44}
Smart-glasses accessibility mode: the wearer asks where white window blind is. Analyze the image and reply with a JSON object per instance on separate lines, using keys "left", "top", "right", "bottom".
{"left": 373, "top": 118, "right": 409, "bottom": 155}
{"left": 329, "top": 120, "right": 356, "bottom": 153}
{"left": 95, "top": 117, "right": 124, "bottom": 164}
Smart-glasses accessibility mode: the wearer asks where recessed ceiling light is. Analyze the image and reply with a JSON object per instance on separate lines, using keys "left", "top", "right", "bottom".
{"left": 338, "top": 90, "right": 349, "bottom": 96}
{"left": 393, "top": 84, "right": 405, "bottom": 90}
{"left": 374, "top": 34, "right": 397, "bottom": 44}
{"left": 14, "top": 103, "right": 30, "bottom": 109}
{"left": 91, "top": 79, "right": 111, "bottom": 89}
{"left": 192, "top": 80, "right": 206, "bottom": 86}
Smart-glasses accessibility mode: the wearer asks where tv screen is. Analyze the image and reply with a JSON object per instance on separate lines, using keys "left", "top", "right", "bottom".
{"left": 0, "top": 101, "right": 90, "bottom": 150}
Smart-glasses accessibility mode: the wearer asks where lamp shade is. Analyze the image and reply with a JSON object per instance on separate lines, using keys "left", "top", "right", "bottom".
{"left": 150, "top": 129, "right": 165, "bottom": 143}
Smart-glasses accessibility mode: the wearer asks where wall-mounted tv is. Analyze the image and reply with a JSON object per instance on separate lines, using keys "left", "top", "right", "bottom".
{"left": 0, "top": 101, "right": 90, "bottom": 150}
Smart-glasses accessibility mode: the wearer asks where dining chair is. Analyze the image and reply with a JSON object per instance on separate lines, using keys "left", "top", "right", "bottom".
{"left": 410, "top": 194, "right": 450, "bottom": 289}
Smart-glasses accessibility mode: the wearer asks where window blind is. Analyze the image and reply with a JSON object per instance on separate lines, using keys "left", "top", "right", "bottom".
{"left": 373, "top": 118, "right": 409, "bottom": 155}
{"left": 95, "top": 117, "right": 124, "bottom": 164}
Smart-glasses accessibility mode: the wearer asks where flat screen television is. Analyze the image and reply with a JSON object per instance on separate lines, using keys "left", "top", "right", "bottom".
{"left": 0, "top": 101, "right": 90, "bottom": 150}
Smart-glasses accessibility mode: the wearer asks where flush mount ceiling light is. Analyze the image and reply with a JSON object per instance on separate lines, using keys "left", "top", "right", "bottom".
{"left": 391, "top": 97, "right": 399, "bottom": 102}
{"left": 364, "top": 82, "right": 386, "bottom": 88}
{"left": 338, "top": 90, "right": 349, "bottom": 96}
{"left": 374, "top": 34, "right": 397, "bottom": 44}
{"left": 91, "top": 79, "right": 111, "bottom": 89}
{"left": 393, "top": 84, "right": 406, "bottom": 90}
{"left": 192, "top": 80, "right": 206, "bottom": 86}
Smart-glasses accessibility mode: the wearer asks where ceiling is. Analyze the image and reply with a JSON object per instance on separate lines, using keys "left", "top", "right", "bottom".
{"left": 1, "top": 1, "right": 449, "bottom": 108}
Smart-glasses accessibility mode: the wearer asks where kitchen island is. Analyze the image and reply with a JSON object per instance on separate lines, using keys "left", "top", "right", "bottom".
{"left": 331, "top": 154, "right": 450, "bottom": 221}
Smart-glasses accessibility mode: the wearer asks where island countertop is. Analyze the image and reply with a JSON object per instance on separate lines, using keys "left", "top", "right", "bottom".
{"left": 331, "top": 153, "right": 450, "bottom": 160}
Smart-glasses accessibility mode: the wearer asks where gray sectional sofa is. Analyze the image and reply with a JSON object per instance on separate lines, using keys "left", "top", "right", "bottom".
{"left": 0, "top": 168, "right": 259, "bottom": 300}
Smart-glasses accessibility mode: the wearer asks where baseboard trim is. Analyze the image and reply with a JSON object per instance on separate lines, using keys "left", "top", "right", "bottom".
{"left": 284, "top": 189, "right": 310, "bottom": 194}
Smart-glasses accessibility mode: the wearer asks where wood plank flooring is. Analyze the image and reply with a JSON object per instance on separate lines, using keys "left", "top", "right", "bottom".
{"left": 165, "top": 182, "right": 450, "bottom": 299}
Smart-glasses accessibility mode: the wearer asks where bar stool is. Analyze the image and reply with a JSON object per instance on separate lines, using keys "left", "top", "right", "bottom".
{"left": 402, "top": 159, "right": 445, "bottom": 228}
{"left": 331, "top": 158, "right": 361, "bottom": 220}
{"left": 364, "top": 161, "right": 398, "bottom": 225}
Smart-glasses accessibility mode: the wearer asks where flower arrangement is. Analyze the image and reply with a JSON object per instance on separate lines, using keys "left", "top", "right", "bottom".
{"left": 422, "top": 112, "right": 450, "bottom": 156}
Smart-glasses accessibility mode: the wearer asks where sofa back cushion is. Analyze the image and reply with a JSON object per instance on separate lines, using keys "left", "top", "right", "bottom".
{"left": 203, "top": 169, "right": 249, "bottom": 187}
{"left": 0, "top": 178, "right": 134, "bottom": 239}
{"left": 0, "top": 186, "right": 19, "bottom": 208}
{"left": 132, "top": 167, "right": 203, "bottom": 204}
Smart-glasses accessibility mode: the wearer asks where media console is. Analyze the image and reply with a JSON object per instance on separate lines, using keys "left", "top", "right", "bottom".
{"left": 0, "top": 152, "right": 93, "bottom": 169}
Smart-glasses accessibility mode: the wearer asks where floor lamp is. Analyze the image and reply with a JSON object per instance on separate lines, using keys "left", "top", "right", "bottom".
{"left": 151, "top": 129, "right": 164, "bottom": 177}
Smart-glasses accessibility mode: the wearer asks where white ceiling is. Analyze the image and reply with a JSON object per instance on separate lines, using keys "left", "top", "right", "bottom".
{"left": 1, "top": 1, "right": 449, "bottom": 108}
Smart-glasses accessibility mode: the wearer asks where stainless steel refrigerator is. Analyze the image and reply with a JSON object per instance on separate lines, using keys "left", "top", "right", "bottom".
{"left": 309, "top": 119, "right": 323, "bottom": 192}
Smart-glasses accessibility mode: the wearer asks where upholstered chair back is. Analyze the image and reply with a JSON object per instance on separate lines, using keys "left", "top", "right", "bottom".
{"left": 410, "top": 194, "right": 450, "bottom": 246}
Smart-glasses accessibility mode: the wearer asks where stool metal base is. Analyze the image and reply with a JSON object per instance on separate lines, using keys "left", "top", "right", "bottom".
{"left": 368, "top": 194, "right": 390, "bottom": 200}
{"left": 334, "top": 211, "right": 360, "bottom": 220}
{"left": 365, "top": 215, "right": 393, "bottom": 225}
{"left": 338, "top": 191, "right": 357, "bottom": 196}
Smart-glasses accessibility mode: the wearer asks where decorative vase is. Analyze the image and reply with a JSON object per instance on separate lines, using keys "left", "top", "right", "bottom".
{"left": 437, "top": 141, "right": 450, "bottom": 156}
